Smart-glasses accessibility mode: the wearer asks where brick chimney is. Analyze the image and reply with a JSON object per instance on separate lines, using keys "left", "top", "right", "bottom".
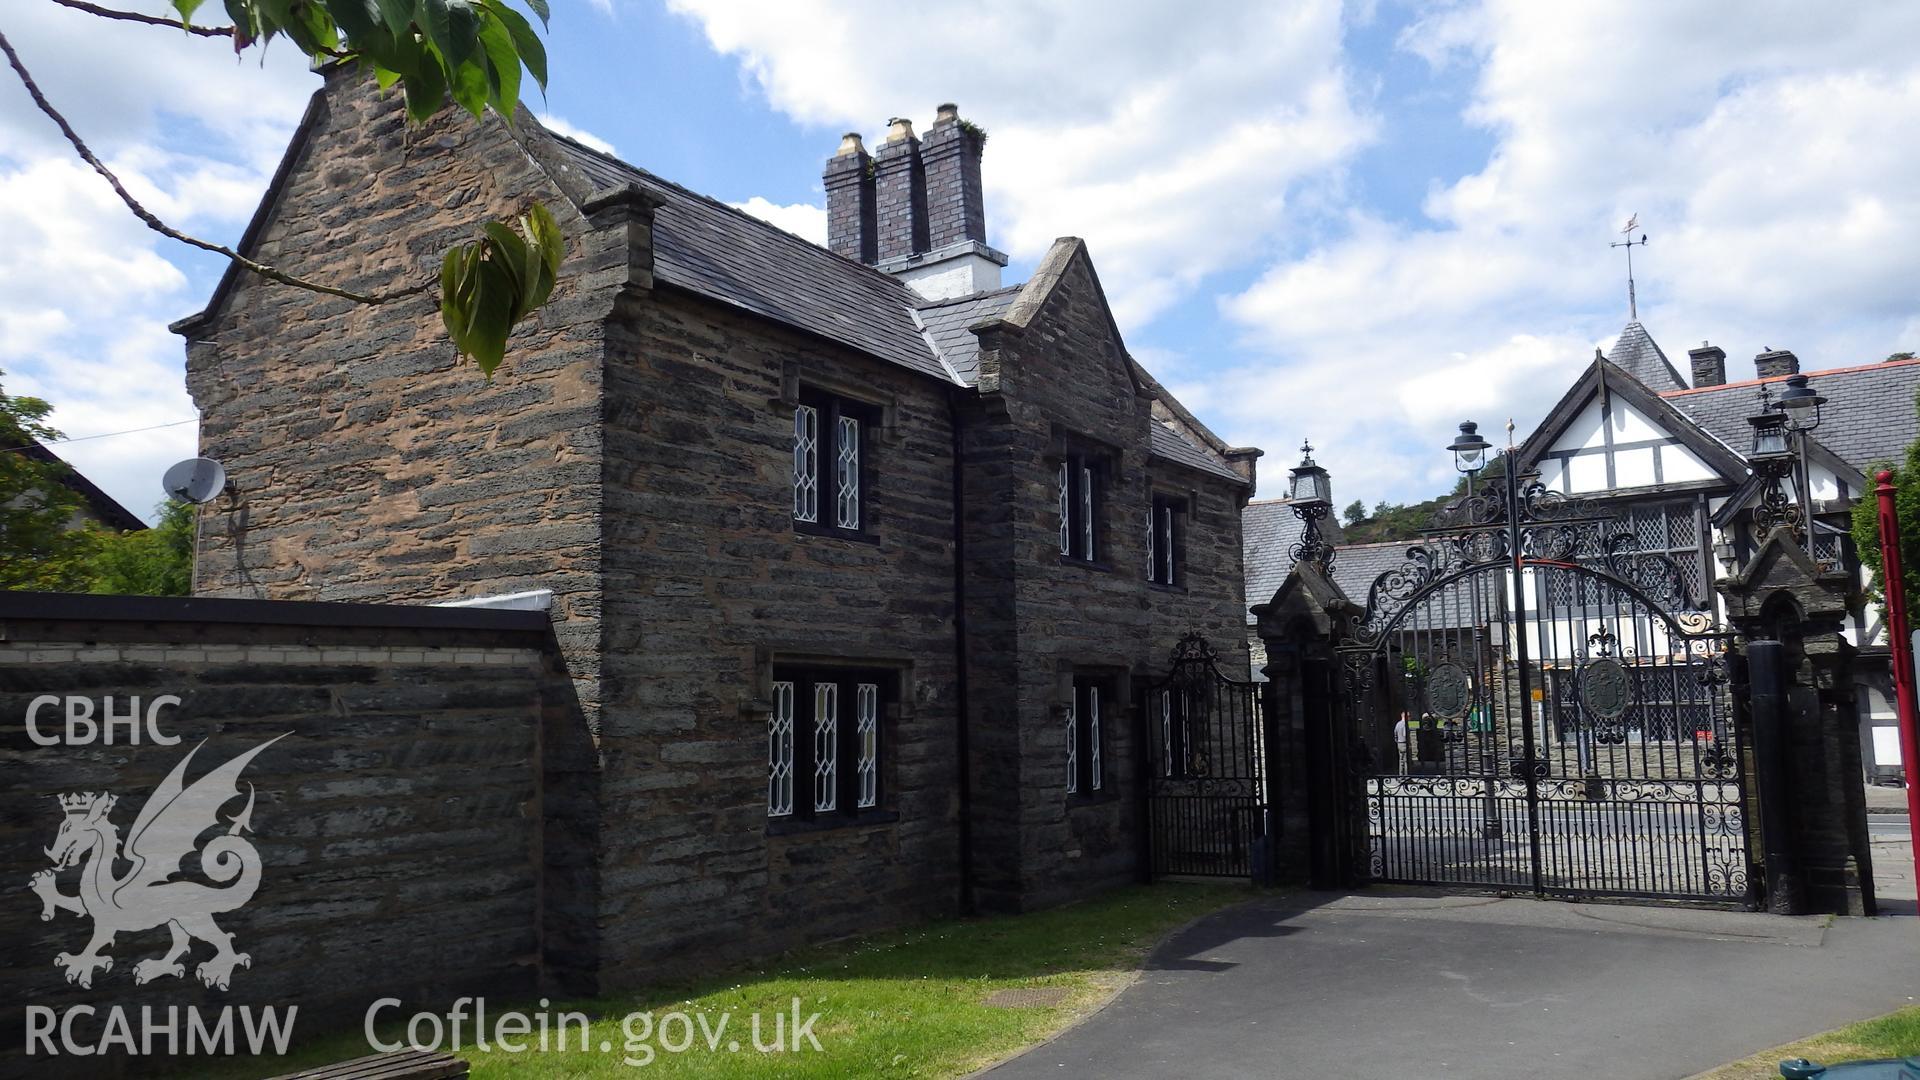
{"left": 921, "top": 103, "right": 986, "bottom": 250}
{"left": 873, "top": 117, "right": 929, "bottom": 264}
{"left": 1755, "top": 347, "right": 1800, "bottom": 380}
{"left": 823, "top": 132, "right": 875, "bottom": 264}
{"left": 1688, "top": 341, "right": 1727, "bottom": 387}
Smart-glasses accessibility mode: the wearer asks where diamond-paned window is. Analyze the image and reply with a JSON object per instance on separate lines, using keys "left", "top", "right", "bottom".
{"left": 1067, "top": 674, "right": 1107, "bottom": 794}
{"left": 813, "top": 682, "right": 838, "bottom": 812}
{"left": 855, "top": 682, "right": 879, "bottom": 809}
{"left": 1058, "top": 453, "right": 1104, "bottom": 564}
{"left": 835, "top": 415, "right": 860, "bottom": 529}
{"left": 1148, "top": 494, "right": 1184, "bottom": 585}
{"left": 770, "top": 666, "right": 889, "bottom": 825}
{"left": 768, "top": 681, "right": 795, "bottom": 817}
{"left": 793, "top": 390, "right": 875, "bottom": 536}
{"left": 792, "top": 405, "right": 819, "bottom": 523}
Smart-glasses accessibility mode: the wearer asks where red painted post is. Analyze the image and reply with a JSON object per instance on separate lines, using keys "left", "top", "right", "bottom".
{"left": 1873, "top": 470, "right": 1920, "bottom": 889}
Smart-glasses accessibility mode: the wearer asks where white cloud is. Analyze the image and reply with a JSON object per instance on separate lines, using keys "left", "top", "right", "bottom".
{"left": 729, "top": 196, "right": 828, "bottom": 245}
{"left": 1206, "top": 0, "right": 1920, "bottom": 504}
{"left": 536, "top": 112, "right": 617, "bottom": 155}
{"left": 0, "top": 1, "right": 314, "bottom": 522}
{"left": 665, "top": 0, "right": 1374, "bottom": 326}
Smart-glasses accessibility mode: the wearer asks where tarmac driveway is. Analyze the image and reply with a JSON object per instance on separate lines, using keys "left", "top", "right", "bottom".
{"left": 987, "top": 890, "right": 1920, "bottom": 1080}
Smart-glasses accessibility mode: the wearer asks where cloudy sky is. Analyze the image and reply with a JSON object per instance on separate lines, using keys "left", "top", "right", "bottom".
{"left": 3, "top": 0, "right": 1917, "bottom": 522}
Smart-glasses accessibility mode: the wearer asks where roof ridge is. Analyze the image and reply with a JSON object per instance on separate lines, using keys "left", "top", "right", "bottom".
{"left": 546, "top": 130, "right": 925, "bottom": 301}
{"left": 1661, "top": 356, "right": 1920, "bottom": 397}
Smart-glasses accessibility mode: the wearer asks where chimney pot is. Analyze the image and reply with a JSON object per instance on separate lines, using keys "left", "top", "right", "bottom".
{"left": 1754, "top": 348, "right": 1800, "bottom": 380}
{"left": 1687, "top": 341, "right": 1727, "bottom": 388}
{"left": 934, "top": 103, "right": 959, "bottom": 125}
{"left": 885, "top": 117, "right": 916, "bottom": 142}
{"left": 835, "top": 132, "right": 865, "bottom": 157}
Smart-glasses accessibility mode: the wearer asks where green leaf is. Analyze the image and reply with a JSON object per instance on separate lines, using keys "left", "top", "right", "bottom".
{"left": 329, "top": 0, "right": 384, "bottom": 43}
{"left": 520, "top": 0, "right": 549, "bottom": 29}
{"left": 171, "top": 0, "right": 208, "bottom": 25}
{"left": 415, "top": 0, "right": 456, "bottom": 66}
{"left": 484, "top": 0, "right": 545, "bottom": 92}
{"left": 374, "top": 0, "right": 415, "bottom": 34}
{"left": 475, "top": 11, "right": 520, "bottom": 117}
{"left": 448, "top": 54, "right": 491, "bottom": 117}
{"left": 402, "top": 52, "right": 448, "bottom": 122}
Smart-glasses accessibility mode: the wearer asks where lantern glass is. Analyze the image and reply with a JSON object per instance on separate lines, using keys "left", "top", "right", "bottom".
{"left": 1290, "top": 464, "right": 1331, "bottom": 506}
{"left": 1747, "top": 414, "right": 1790, "bottom": 460}
{"left": 1447, "top": 421, "right": 1493, "bottom": 476}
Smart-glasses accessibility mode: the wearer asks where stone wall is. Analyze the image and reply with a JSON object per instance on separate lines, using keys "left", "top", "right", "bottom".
{"left": 593, "top": 285, "right": 965, "bottom": 982}
{"left": 0, "top": 593, "right": 585, "bottom": 1071}
{"left": 970, "top": 241, "right": 1252, "bottom": 909}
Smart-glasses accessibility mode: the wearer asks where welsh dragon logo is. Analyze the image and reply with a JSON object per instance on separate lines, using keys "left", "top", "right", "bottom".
{"left": 29, "top": 735, "right": 286, "bottom": 991}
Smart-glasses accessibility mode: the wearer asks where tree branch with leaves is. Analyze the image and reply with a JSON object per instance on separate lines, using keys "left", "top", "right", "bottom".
{"left": 8, "top": 0, "right": 568, "bottom": 378}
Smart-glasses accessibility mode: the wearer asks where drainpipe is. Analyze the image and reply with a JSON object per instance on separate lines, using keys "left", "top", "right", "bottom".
{"left": 949, "top": 388, "right": 976, "bottom": 914}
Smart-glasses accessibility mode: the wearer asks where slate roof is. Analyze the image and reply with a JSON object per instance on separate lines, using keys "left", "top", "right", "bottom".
{"left": 1243, "top": 499, "right": 1308, "bottom": 616}
{"left": 914, "top": 286, "right": 1021, "bottom": 386}
{"left": 1606, "top": 321, "right": 1689, "bottom": 393}
{"left": 21, "top": 440, "right": 145, "bottom": 532}
{"left": 1662, "top": 357, "right": 1920, "bottom": 474}
{"left": 1151, "top": 423, "right": 1245, "bottom": 484}
{"left": 1330, "top": 540, "right": 1422, "bottom": 610}
{"left": 548, "top": 138, "right": 961, "bottom": 386}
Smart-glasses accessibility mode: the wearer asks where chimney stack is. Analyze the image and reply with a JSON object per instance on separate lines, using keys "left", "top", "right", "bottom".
{"left": 1755, "top": 347, "right": 1800, "bottom": 380}
{"left": 873, "top": 117, "right": 929, "bottom": 264}
{"left": 823, "top": 133, "right": 876, "bottom": 264}
{"left": 823, "top": 107, "right": 1009, "bottom": 299}
{"left": 920, "top": 103, "right": 987, "bottom": 251}
{"left": 1688, "top": 341, "right": 1726, "bottom": 388}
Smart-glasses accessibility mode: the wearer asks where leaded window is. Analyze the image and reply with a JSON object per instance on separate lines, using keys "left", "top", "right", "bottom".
{"left": 792, "top": 391, "right": 873, "bottom": 536}
{"left": 1148, "top": 494, "right": 1184, "bottom": 585}
{"left": 768, "top": 665, "right": 890, "bottom": 823}
{"left": 1058, "top": 453, "right": 1103, "bottom": 563}
{"left": 1067, "top": 675, "right": 1107, "bottom": 794}
{"left": 768, "top": 681, "right": 795, "bottom": 816}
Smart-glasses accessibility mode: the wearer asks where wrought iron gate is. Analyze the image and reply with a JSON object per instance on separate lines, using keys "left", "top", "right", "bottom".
{"left": 1140, "top": 636, "right": 1272, "bottom": 879}
{"left": 1331, "top": 479, "right": 1755, "bottom": 905}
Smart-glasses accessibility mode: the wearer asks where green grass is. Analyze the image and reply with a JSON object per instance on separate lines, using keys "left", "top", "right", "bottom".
{"left": 214, "top": 882, "right": 1253, "bottom": 1078}
{"left": 1695, "top": 1006, "right": 1920, "bottom": 1079}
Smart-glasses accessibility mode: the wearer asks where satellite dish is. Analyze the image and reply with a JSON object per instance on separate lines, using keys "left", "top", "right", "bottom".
{"left": 162, "top": 457, "right": 226, "bottom": 504}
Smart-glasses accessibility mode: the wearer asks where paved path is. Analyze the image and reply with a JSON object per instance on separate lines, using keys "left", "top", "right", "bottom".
{"left": 988, "top": 891, "right": 1920, "bottom": 1080}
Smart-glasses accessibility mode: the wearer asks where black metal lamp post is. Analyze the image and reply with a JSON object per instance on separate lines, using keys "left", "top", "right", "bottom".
{"left": 1289, "top": 440, "right": 1336, "bottom": 570}
{"left": 1445, "top": 420, "right": 1537, "bottom": 838}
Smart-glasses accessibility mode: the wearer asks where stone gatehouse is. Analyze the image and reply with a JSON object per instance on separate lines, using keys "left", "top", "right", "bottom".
{"left": 170, "top": 68, "right": 1260, "bottom": 994}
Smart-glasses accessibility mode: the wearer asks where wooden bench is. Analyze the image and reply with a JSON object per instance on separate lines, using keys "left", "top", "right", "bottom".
{"left": 263, "top": 1049, "right": 468, "bottom": 1080}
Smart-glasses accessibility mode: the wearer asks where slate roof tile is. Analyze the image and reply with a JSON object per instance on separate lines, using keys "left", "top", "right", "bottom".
{"left": 1151, "top": 423, "right": 1246, "bottom": 484}
{"left": 1606, "top": 321, "right": 1689, "bottom": 393}
{"left": 1663, "top": 357, "right": 1920, "bottom": 473}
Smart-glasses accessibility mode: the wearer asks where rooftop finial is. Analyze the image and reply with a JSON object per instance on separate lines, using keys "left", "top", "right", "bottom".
{"left": 1610, "top": 214, "right": 1649, "bottom": 321}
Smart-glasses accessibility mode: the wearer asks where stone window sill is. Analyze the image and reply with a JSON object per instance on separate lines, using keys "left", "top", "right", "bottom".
{"left": 794, "top": 521, "right": 881, "bottom": 545}
{"left": 766, "top": 809, "right": 899, "bottom": 837}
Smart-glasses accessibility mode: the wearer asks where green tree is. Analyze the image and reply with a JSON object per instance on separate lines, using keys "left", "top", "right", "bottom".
{"left": 0, "top": 369, "right": 95, "bottom": 591}
{"left": 1342, "top": 499, "right": 1367, "bottom": 527}
{"left": 1850, "top": 388, "right": 1920, "bottom": 616}
{"left": 79, "top": 500, "right": 195, "bottom": 597}
{"left": 4, "top": 0, "right": 563, "bottom": 378}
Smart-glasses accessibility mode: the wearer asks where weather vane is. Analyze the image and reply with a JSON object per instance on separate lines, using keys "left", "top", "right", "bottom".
{"left": 1610, "top": 214, "right": 1648, "bottom": 321}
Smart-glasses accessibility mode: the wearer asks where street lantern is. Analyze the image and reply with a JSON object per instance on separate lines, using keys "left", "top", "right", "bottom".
{"left": 1746, "top": 411, "right": 1793, "bottom": 464}
{"left": 1288, "top": 439, "right": 1333, "bottom": 511}
{"left": 1775, "top": 373, "right": 1827, "bottom": 433}
{"left": 1288, "top": 439, "right": 1335, "bottom": 570}
{"left": 1448, "top": 421, "right": 1493, "bottom": 476}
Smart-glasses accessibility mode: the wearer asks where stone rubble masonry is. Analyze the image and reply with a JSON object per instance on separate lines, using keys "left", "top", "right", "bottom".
{"left": 0, "top": 595, "right": 590, "bottom": 1068}
{"left": 172, "top": 67, "right": 1256, "bottom": 1000}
